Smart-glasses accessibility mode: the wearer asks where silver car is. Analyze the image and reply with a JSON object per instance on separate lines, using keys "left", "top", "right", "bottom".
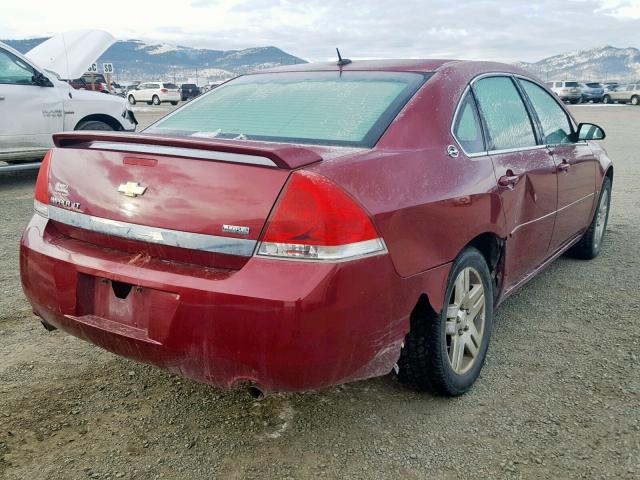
{"left": 602, "top": 84, "right": 640, "bottom": 105}
{"left": 546, "top": 81, "right": 583, "bottom": 103}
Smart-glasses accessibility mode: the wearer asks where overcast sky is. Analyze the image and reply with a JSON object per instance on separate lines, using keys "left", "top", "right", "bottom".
{"left": 2, "top": 0, "right": 639, "bottom": 62}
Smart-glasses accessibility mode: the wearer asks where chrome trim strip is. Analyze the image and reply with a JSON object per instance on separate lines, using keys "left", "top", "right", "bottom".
{"left": 47, "top": 205, "right": 257, "bottom": 256}
{"left": 88, "top": 142, "right": 277, "bottom": 167}
{"left": 511, "top": 192, "right": 595, "bottom": 235}
{"left": 488, "top": 145, "right": 547, "bottom": 155}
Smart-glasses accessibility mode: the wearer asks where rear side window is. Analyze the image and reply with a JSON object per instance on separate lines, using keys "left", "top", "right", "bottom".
{"left": 520, "top": 79, "right": 572, "bottom": 145}
{"left": 473, "top": 76, "right": 537, "bottom": 151}
{"left": 565, "top": 82, "right": 579, "bottom": 87}
{"left": 163, "top": 83, "right": 177, "bottom": 89}
{"left": 453, "top": 92, "right": 485, "bottom": 154}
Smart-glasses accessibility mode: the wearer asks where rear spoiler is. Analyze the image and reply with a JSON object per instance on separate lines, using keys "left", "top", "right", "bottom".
{"left": 52, "top": 132, "right": 323, "bottom": 169}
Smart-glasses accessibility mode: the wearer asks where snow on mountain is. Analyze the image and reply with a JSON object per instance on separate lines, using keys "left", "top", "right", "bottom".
{"left": 519, "top": 46, "right": 640, "bottom": 82}
{"left": 1, "top": 37, "right": 306, "bottom": 81}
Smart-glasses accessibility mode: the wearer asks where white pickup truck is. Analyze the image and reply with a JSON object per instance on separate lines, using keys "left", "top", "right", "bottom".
{"left": 0, "top": 30, "right": 137, "bottom": 170}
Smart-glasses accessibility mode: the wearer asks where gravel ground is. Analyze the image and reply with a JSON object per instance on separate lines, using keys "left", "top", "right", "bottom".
{"left": 1, "top": 105, "right": 638, "bottom": 480}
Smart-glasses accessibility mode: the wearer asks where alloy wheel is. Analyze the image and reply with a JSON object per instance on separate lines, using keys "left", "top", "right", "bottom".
{"left": 594, "top": 189, "right": 609, "bottom": 250}
{"left": 445, "top": 267, "right": 486, "bottom": 375}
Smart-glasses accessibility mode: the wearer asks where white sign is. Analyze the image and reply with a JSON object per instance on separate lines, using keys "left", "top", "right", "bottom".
{"left": 88, "top": 63, "right": 98, "bottom": 72}
{"left": 103, "top": 63, "right": 114, "bottom": 74}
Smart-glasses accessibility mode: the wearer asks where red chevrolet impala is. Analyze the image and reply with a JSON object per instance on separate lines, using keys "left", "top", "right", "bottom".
{"left": 20, "top": 59, "right": 613, "bottom": 396}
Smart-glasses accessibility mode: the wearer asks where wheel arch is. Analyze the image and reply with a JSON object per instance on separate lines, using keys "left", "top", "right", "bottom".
{"left": 605, "top": 165, "right": 614, "bottom": 184}
{"left": 74, "top": 114, "right": 123, "bottom": 131}
{"left": 416, "top": 231, "right": 505, "bottom": 318}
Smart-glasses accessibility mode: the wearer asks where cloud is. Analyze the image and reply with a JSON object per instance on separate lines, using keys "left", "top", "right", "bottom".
{"left": 1, "top": 0, "right": 639, "bottom": 62}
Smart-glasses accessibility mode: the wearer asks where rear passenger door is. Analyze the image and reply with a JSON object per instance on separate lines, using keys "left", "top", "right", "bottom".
{"left": 472, "top": 75, "right": 558, "bottom": 289}
{"left": 137, "top": 83, "right": 151, "bottom": 101}
{"left": 518, "top": 78, "right": 597, "bottom": 252}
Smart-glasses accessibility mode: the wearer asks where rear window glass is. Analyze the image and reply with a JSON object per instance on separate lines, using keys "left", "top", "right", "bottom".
{"left": 181, "top": 84, "right": 197, "bottom": 88}
{"left": 565, "top": 82, "right": 579, "bottom": 87}
{"left": 147, "top": 71, "right": 428, "bottom": 147}
{"left": 163, "top": 83, "right": 177, "bottom": 89}
{"left": 586, "top": 83, "right": 601, "bottom": 88}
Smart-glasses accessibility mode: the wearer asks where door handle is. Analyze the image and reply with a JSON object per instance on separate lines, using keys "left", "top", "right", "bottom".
{"left": 557, "top": 159, "right": 570, "bottom": 172}
{"left": 498, "top": 170, "right": 521, "bottom": 189}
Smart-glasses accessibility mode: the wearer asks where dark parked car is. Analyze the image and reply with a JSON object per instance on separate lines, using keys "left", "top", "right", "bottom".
{"left": 21, "top": 60, "right": 613, "bottom": 397}
{"left": 179, "top": 83, "right": 201, "bottom": 101}
{"left": 580, "top": 82, "right": 604, "bottom": 103}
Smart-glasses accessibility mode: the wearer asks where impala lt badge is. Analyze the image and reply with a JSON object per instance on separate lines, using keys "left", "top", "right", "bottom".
{"left": 118, "top": 181, "right": 147, "bottom": 197}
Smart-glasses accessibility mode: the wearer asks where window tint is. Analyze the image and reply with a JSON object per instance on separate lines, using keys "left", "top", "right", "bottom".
{"left": 473, "top": 76, "right": 537, "bottom": 151}
{"left": 520, "top": 80, "right": 572, "bottom": 145}
{"left": 163, "top": 83, "right": 177, "bottom": 89}
{"left": 0, "top": 48, "right": 34, "bottom": 84}
{"left": 565, "top": 82, "right": 579, "bottom": 87}
{"left": 453, "top": 92, "right": 485, "bottom": 153}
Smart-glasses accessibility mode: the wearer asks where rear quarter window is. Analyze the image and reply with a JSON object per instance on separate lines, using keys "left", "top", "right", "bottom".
{"left": 453, "top": 92, "right": 485, "bottom": 154}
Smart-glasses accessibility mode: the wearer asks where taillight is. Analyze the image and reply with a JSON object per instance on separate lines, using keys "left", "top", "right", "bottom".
{"left": 257, "top": 171, "right": 386, "bottom": 261}
{"left": 160, "top": 88, "right": 168, "bottom": 93}
{"left": 33, "top": 149, "right": 52, "bottom": 217}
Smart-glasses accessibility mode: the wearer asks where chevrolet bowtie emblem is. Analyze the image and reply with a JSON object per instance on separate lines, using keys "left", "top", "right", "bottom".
{"left": 118, "top": 181, "right": 147, "bottom": 197}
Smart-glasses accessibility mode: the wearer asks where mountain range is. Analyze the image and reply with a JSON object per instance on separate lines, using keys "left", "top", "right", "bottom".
{"left": 518, "top": 46, "right": 640, "bottom": 82}
{"left": 2, "top": 38, "right": 306, "bottom": 81}
{"left": 3, "top": 37, "right": 639, "bottom": 83}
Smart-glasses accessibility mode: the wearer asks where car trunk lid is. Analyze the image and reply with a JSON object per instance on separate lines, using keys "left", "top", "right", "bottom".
{"left": 46, "top": 132, "right": 325, "bottom": 269}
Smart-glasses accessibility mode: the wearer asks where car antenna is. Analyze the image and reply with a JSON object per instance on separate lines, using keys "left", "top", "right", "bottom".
{"left": 336, "top": 48, "right": 352, "bottom": 67}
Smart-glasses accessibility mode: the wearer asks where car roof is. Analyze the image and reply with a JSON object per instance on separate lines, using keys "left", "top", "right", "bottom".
{"left": 262, "top": 59, "right": 457, "bottom": 73}
{"left": 261, "top": 59, "right": 536, "bottom": 80}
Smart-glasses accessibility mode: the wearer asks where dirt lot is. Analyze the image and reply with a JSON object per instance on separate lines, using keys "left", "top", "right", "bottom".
{"left": 1, "top": 105, "right": 638, "bottom": 480}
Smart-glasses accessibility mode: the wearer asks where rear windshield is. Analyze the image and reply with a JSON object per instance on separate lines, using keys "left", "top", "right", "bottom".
{"left": 586, "top": 83, "right": 601, "bottom": 88}
{"left": 565, "top": 82, "right": 579, "bottom": 87}
{"left": 182, "top": 84, "right": 197, "bottom": 88}
{"left": 146, "top": 71, "right": 428, "bottom": 147}
{"left": 163, "top": 83, "right": 178, "bottom": 89}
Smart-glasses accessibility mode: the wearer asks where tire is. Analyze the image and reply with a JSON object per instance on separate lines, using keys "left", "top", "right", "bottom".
{"left": 128, "top": 95, "right": 136, "bottom": 105}
{"left": 75, "top": 120, "right": 115, "bottom": 131}
{"left": 602, "top": 95, "right": 611, "bottom": 104}
{"left": 631, "top": 96, "right": 639, "bottom": 106}
{"left": 152, "top": 95, "right": 160, "bottom": 105}
{"left": 181, "top": 96, "right": 187, "bottom": 102}
{"left": 566, "top": 177, "right": 612, "bottom": 260}
{"left": 570, "top": 98, "right": 581, "bottom": 104}
{"left": 397, "top": 247, "right": 494, "bottom": 396}
{"left": 170, "top": 101, "right": 178, "bottom": 105}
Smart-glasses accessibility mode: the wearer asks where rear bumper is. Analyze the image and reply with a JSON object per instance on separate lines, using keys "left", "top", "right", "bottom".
{"left": 20, "top": 214, "right": 423, "bottom": 392}
{"left": 161, "top": 92, "right": 180, "bottom": 102}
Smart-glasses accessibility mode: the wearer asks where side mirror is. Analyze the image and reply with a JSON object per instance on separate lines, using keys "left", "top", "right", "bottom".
{"left": 577, "top": 123, "right": 605, "bottom": 141}
{"left": 32, "top": 71, "right": 53, "bottom": 87}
